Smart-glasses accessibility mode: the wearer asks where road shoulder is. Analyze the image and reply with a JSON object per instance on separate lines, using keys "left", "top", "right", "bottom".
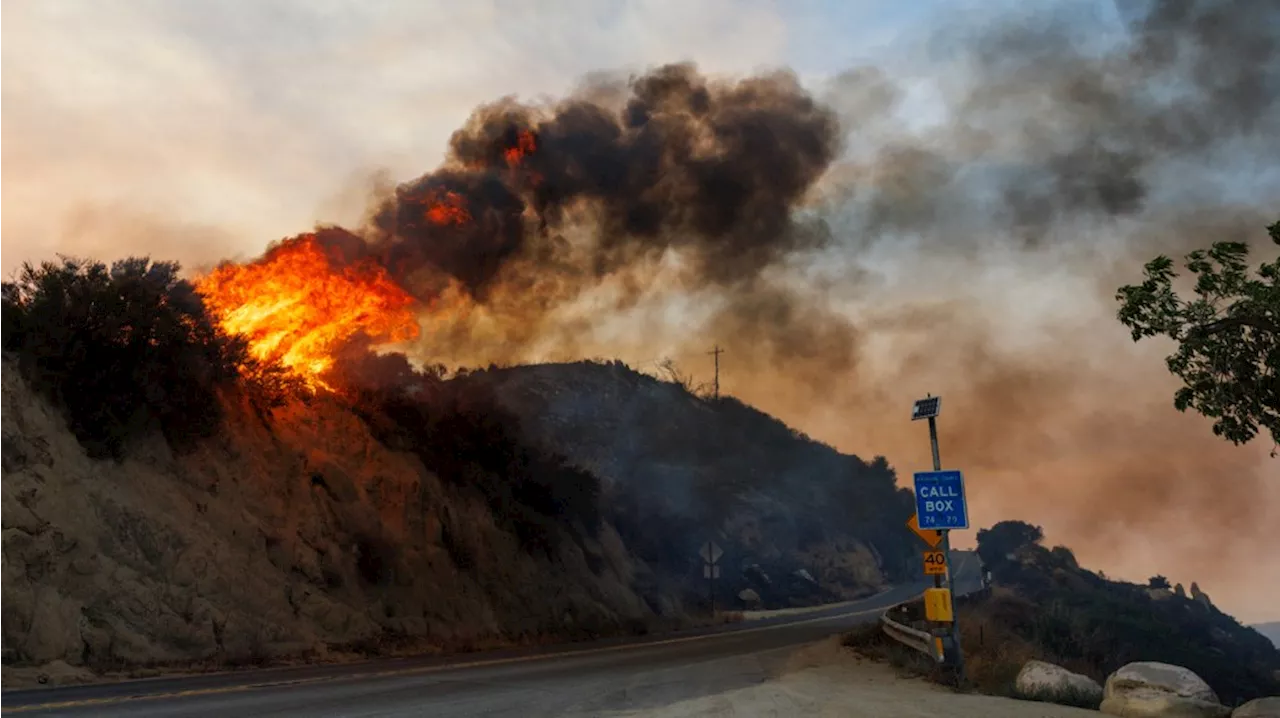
{"left": 608, "top": 637, "right": 1100, "bottom": 718}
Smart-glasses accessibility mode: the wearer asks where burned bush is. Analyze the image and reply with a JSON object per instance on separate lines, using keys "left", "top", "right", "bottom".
{"left": 351, "top": 378, "right": 603, "bottom": 556}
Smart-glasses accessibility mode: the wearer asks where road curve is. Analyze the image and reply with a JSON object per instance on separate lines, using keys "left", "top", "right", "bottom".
{"left": 2, "top": 579, "right": 962, "bottom": 718}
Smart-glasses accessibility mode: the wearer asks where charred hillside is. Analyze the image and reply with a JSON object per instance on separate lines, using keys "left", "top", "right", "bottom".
{"left": 448, "top": 360, "right": 921, "bottom": 594}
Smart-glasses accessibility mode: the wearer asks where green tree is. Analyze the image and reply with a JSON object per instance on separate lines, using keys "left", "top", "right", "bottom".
{"left": 2, "top": 256, "right": 248, "bottom": 457}
{"left": 0, "top": 279, "right": 19, "bottom": 348}
{"left": 975, "top": 520, "right": 1044, "bottom": 567}
{"left": 1116, "top": 221, "right": 1279, "bottom": 452}
{"left": 1148, "top": 575, "right": 1171, "bottom": 589}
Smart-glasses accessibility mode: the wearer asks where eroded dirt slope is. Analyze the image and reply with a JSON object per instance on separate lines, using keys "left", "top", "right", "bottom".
{"left": 1, "top": 359, "right": 654, "bottom": 682}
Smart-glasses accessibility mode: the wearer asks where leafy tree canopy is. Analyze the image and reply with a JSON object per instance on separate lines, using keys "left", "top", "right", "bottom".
{"left": 2, "top": 256, "right": 248, "bottom": 457}
{"left": 976, "top": 519, "right": 1044, "bottom": 566}
{"left": 1116, "top": 221, "right": 1279, "bottom": 452}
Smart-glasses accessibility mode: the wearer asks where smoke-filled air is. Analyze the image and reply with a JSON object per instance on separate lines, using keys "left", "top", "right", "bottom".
{"left": 4, "top": 0, "right": 1278, "bottom": 622}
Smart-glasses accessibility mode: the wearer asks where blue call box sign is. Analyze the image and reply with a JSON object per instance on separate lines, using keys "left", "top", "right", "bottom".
{"left": 913, "top": 470, "right": 969, "bottom": 530}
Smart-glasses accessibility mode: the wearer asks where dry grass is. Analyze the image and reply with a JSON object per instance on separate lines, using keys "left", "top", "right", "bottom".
{"left": 955, "top": 590, "right": 1040, "bottom": 697}
{"left": 843, "top": 587, "right": 1103, "bottom": 709}
{"left": 691, "top": 611, "right": 746, "bottom": 628}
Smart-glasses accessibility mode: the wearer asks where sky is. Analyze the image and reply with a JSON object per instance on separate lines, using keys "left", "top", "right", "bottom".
{"left": 2, "top": 0, "right": 1029, "bottom": 271}
{"left": 3, "top": 0, "right": 1278, "bottom": 623}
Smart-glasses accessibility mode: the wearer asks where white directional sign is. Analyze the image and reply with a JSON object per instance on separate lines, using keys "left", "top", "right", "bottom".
{"left": 703, "top": 564, "right": 721, "bottom": 579}
{"left": 699, "top": 541, "right": 723, "bottom": 565}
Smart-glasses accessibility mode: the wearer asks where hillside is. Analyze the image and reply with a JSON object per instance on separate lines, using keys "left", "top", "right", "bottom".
{"left": 0, "top": 356, "right": 642, "bottom": 680}
{"left": 450, "top": 361, "right": 921, "bottom": 600}
{"left": 848, "top": 522, "right": 1280, "bottom": 707}
{"left": 0, "top": 354, "right": 916, "bottom": 683}
{"left": 1253, "top": 622, "right": 1280, "bottom": 649}
{"left": 981, "top": 543, "right": 1280, "bottom": 706}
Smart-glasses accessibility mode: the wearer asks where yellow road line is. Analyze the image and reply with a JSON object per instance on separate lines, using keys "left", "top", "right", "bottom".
{"left": 2, "top": 600, "right": 890, "bottom": 714}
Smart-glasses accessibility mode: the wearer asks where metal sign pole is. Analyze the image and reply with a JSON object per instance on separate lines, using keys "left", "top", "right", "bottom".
{"left": 927, "top": 414, "right": 965, "bottom": 683}
{"left": 709, "top": 563, "right": 715, "bottom": 616}
{"left": 927, "top": 417, "right": 944, "bottom": 591}
{"left": 700, "top": 541, "right": 722, "bottom": 618}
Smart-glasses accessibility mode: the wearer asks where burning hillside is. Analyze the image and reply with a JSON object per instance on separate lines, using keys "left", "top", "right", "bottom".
{"left": 196, "top": 234, "right": 420, "bottom": 390}
{"left": 191, "top": 63, "right": 841, "bottom": 390}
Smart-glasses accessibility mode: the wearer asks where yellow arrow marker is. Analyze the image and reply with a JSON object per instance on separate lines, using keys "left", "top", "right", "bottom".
{"left": 907, "top": 513, "right": 944, "bottom": 549}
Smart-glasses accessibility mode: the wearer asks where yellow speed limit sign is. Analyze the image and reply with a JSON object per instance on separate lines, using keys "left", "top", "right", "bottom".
{"left": 922, "top": 550, "right": 947, "bottom": 576}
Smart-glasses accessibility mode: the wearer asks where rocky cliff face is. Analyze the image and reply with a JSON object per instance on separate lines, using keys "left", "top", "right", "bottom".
{"left": 1, "top": 356, "right": 912, "bottom": 684}
{"left": 1, "top": 359, "right": 652, "bottom": 682}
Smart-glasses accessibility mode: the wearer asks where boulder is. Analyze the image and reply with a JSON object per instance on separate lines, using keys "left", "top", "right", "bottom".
{"left": 1015, "top": 659, "right": 1103, "bottom": 707}
{"left": 1101, "top": 662, "right": 1229, "bottom": 718}
{"left": 1233, "top": 697, "right": 1280, "bottom": 718}
{"left": 1190, "top": 583, "right": 1214, "bottom": 608}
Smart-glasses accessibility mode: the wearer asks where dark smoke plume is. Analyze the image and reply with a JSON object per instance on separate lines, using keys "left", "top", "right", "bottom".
{"left": 344, "top": 63, "right": 841, "bottom": 305}
{"left": 302, "top": 0, "right": 1276, "bottom": 617}
{"left": 836, "top": 0, "right": 1280, "bottom": 244}
{"left": 791, "top": 0, "right": 1278, "bottom": 622}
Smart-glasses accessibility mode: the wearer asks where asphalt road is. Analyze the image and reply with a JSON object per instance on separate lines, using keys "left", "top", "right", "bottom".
{"left": 4, "top": 568, "right": 980, "bottom": 717}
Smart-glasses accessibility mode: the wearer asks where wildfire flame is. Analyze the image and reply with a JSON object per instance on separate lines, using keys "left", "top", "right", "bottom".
{"left": 196, "top": 234, "right": 420, "bottom": 390}
{"left": 504, "top": 130, "right": 537, "bottom": 167}
{"left": 423, "top": 190, "right": 472, "bottom": 226}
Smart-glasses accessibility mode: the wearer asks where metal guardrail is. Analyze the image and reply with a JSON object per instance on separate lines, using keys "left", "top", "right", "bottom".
{"left": 878, "top": 580, "right": 992, "bottom": 664}
{"left": 878, "top": 551, "right": 990, "bottom": 663}
{"left": 879, "top": 611, "right": 946, "bottom": 662}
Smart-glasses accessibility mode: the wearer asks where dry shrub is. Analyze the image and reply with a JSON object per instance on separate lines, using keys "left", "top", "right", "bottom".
{"left": 844, "top": 587, "right": 1097, "bottom": 701}
{"left": 956, "top": 600, "right": 1039, "bottom": 697}
{"left": 842, "top": 620, "right": 946, "bottom": 682}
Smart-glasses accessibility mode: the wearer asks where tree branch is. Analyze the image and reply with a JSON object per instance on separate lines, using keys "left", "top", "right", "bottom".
{"left": 1189, "top": 315, "right": 1280, "bottom": 338}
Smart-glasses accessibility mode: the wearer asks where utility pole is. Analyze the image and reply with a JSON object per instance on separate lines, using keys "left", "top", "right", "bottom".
{"left": 708, "top": 345, "right": 724, "bottom": 398}
{"left": 922, "top": 394, "right": 966, "bottom": 684}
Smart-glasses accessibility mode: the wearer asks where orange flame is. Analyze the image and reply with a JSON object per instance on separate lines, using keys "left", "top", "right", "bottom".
{"left": 423, "top": 190, "right": 472, "bottom": 226}
{"left": 504, "top": 130, "right": 537, "bottom": 167}
{"left": 196, "top": 234, "right": 420, "bottom": 390}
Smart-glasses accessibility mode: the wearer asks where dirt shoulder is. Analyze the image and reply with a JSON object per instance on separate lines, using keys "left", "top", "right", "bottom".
{"left": 614, "top": 638, "right": 1099, "bottom": 718}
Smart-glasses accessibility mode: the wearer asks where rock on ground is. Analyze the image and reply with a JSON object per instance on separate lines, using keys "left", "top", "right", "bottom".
{"left": 1016, "top": 659, "right": 1103, "bottom": 707}
{"left": 1101, "top": 661, "right": 1229, "bottom": 718}
{"left": 1233, "top": 697, "right": 1280, "bottom": 718}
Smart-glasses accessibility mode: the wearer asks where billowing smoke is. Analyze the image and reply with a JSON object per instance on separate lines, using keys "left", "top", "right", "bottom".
{"left": 314, "top": 0, "right": 1277, "bottom": 374}
{"left": 800, "top": 0, "right": 1279, "bottom": 621}
{"left": 313, "top": 0, "right": 1280, "bottom": 618}
{"left": 328, "top": 64, "right": 840, "bottom": 299}
{"left": 162, "top": 0, "right": 1280, "bottom": 620}
{"left": 828, "top": 0, "right": 1279, "bottom": 246}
